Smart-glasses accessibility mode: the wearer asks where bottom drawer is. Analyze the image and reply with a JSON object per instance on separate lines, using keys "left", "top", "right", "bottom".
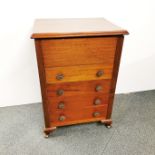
{"left": 49, "top": 105, "right": 108, "bottom": 127}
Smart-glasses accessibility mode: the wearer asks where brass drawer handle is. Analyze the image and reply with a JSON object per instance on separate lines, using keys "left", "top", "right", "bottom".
{"left": 96, "top": 70, "right": 104, "bottom": 77}
{"left": 58, "top": 102, "right": 65, "bottom": 109}
{"left": 56, "top": 73, "right": 64, "bottom": 80}
{"left": 95, "top": 85, "right": 103, "bottom": 92}
{"left": 93, "top": 112, "right": 100, "bottom": 117}
{"left": 59, "top": 115, "right": 66, "bottom": 121}
{"left": 94, "top": 98, "right": 102, "bottom": 105}
{"left": 57, "top": 89, "right": 64, "bottom": 96}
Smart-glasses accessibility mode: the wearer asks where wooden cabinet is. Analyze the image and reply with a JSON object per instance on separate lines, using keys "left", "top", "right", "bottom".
{"left": 31, "top": 18, "right": 128, "bottom": 137}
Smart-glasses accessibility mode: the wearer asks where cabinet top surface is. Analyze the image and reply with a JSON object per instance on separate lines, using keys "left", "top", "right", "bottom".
{"left": 31, "top": 18, "right": 128, "bottom": 38}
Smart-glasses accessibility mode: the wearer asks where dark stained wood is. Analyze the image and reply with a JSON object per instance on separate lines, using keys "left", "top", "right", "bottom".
{"left": 41, "top": 37, "right": 117, "bottom": 67}
{"left": 31, "top": 18, "right": 128, "bottom": 39}
{"left": 45, "top": 64, "right": 113, "bottom": 84}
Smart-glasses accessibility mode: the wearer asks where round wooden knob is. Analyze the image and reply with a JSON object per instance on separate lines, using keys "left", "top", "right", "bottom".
{"left": 94, "top": 98, "right": 102, "bottom": 105}
{"left": 96, "top": 70, "right": 104, "bottom": 77}
{"left": 57, "top": 89, "right": 64, "bottom": 96}
{"left": 93, "top": 112, "right": 100, "bottom": 117}
{"left": 56, "top": 73, "right": 64, "bottom": 80}
{"left": 58, "top": 102, "right": 65, "bottom": 109}
{"left": 59, "top": 115, "right": 66, "bottom": 121}
{"left": 95, "top": 85, "right": 103, "bottom": 92}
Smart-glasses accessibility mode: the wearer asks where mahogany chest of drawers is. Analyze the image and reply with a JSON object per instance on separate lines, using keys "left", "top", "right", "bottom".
{"left": 31, "top": 18, "right": 128, "bottom": 137}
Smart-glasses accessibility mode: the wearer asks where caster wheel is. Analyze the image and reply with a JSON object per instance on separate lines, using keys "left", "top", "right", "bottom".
{"left": 106, "top": 125, "right": 112, "bottom": 129}
{"left": 44, "top": 134, "right": 49, "bottom": 138}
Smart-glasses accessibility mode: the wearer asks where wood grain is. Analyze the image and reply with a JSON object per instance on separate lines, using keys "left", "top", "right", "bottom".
{"left": 50, "top": 118, "right": 106, "bottom": 127}
{"left": 46, "top": 80, "right": 111, "bottom": 97}
{"left": 31, "top": 18, "right": 128, "bottom": 38}
{"left": 48, "top": 93, "right": 109, "bottom": 112}
{"left": 49, "top": 105, "right": 108, "bottom": 127}
{"left": 45, "top": 64, "right": 113, "bottom": 84}
{"left": 41, "top": 37, "right": 117, "bottom": 67}
{"left": 48, "top": 93, "right": 110, "bottom": 111}
{"left": 31, "top": 18, "right": 128, "bottom": 136}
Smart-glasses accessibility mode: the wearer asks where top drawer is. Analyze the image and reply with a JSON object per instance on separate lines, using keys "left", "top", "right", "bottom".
{"left": 41, "top": 37, "right": 117, "bottom": 67}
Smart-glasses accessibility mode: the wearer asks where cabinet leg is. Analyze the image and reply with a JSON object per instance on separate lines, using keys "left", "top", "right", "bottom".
{"left": 44, "top": 133, "right": 49, "bottom": 138}
{"left": 100, "top": 119, "right": 112, "bottom": 129}
{"left": 105, "top": 124, "right": 112, "bottom": 129}
{"left": 44, "top": 127, "right": 57, "bottom": 138}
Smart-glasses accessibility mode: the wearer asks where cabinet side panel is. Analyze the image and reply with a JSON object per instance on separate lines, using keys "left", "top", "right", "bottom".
{"left": 34, "top": 39, "right": 50, "bottom": 127}
{"left": 107, "top": 36, "right": 124, "bottom": 119}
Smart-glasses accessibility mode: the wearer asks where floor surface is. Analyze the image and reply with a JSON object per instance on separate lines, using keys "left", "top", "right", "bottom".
{"left": 0, "top": 90, "right": 155, "bottom": 155}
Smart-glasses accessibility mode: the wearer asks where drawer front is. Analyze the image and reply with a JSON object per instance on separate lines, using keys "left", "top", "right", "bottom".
{"left": 41, "top": 37, "right": 117, "bottom": 67}
{"left": 48, "top": 93, "right": 109, "bottom": 111}
{"left": 45, "top": 64, "right": 113, "bottom": 84}
{"left": 49, "top": 105, "right": 108, "bottom": 127}
{"left": 46, "top": 80, "right": 111, "bottom": 97}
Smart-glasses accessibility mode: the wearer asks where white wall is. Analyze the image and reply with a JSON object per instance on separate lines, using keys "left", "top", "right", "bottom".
{"left": 0, "top": 0, "right": 155, "bottom": 107}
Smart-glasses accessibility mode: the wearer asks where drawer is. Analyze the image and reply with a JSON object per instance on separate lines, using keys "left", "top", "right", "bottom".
{"left": 46, "top": 80, "right": 111, "bottom": 97}
{"left": 48, "top": 93, "right": 109, "bottom": 111}
{"left": 49, "top": 105, "right": 108, "bottom": 127}
{"left": 41, "top": 37, "right": 117, "bottom": 67}
{"left": 45, "top": 64, "right": 113, "bottom": 84}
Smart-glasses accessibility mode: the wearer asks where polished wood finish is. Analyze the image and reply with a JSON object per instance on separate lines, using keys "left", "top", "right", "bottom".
{"left": 34, "top": 40, "right": 50, "bottom": 128}
{"left": 45, "top": 64, "right": 113, "bottom": 84}
{"left": 41, "top": 37, "right": 117, "bottom": 67}
{"left": 48, "top": 94, "right": 109, "bottom": 111}
{"left": 32, "top": 18, "right": 128, "bottom": 137}
{"left": 107, "top": 36, "right": 124, "bottom": 119}
{"left": 31, "top": 18, "right": 128, "bottom": 38}
{"left": 46, "top": 80, "right": 111, "bottom": 97}
{"left": 44, "top": 127, "right": 56, "bottom": 137}
{"left": 49, "top": 105, "right": 108, "bottom": 127}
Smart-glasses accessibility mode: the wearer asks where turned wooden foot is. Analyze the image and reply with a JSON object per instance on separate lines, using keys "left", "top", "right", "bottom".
{"left": 43, "top": 127, "right": 57, "bottom": 138}
{"left": 100, "top": 119, "right": 112, "bottom": 129}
